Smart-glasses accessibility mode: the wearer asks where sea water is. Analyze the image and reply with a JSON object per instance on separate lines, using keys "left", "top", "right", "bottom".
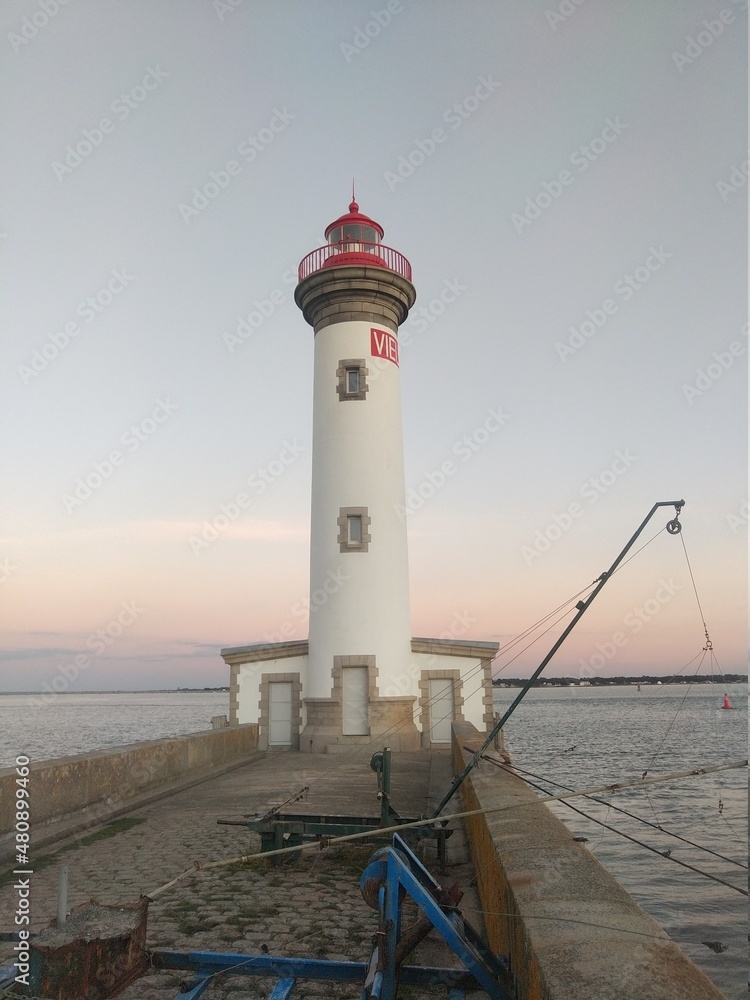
{"left": 0, "top": 690, "right": 230, "bottom": 768}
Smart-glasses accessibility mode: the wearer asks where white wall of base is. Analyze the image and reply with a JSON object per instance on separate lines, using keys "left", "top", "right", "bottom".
{"left": 237, "top": 654, "right": 309, "bottom": 728}
{"left": 410, "top": 650, "right": 487, "bottom": 730}
{"left": 227, "top": 639, "right": 496, "bottom": 749}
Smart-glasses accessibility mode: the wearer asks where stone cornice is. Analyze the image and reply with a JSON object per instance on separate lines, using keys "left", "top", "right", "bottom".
{"left": 221, "top": 640, "right": 309, "bottom": 665}
{"left": 295, "top": 265, "right": 416, "bottom": 334}
{"left": 411, "top": 637, "right": 499, "bottom": 658}
{"left": 222, "top": 637, "right": 498, "bottom": 664}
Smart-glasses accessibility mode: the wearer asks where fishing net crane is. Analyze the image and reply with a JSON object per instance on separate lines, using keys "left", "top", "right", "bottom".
{"left": 431, "top": 499, "right": 686, "bottom": 819}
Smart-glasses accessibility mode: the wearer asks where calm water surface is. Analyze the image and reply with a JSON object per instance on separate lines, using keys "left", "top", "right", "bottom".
{"left": 0, "top": 690, "right": 230, "bottom": 768}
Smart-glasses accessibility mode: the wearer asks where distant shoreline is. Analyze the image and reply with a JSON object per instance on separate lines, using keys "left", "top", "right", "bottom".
{"left": 0, "top": 687, "right": 231, "bottom": 695}
{"left": 0, "top": 679, "right": 745, "bottom": 695}
{"left": 493, "top": 674, "right": 747, "bottom": 688}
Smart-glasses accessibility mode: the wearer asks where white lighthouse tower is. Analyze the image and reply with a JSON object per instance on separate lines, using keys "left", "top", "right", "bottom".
{"left": 295, "top": 199, "right": 420, "bottom": 751}
{"left": 221, "top": 199, "right": 498, "bottom": 753}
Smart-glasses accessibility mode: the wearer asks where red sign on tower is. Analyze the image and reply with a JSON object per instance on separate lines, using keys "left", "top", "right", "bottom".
{"left": 370, "top": 327, "right": 399, "bottom": 367}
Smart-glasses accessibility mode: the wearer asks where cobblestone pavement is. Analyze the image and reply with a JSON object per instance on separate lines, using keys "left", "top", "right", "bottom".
{"left": 0, "top": 751, "right": 488, "bottom": 999}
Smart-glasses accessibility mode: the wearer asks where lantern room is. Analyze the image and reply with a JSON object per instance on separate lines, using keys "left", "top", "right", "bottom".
{"left": 297, "top": 199, "right": 412, "bottom": 282}
{"left": 324, "top": 199, "right": 384, "bottom": 247}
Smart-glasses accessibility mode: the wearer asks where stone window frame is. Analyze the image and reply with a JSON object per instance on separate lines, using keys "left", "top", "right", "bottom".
{"left": 258, "top": 672, "right": 303, "bottom": 750}
{"left": 332, "top": 655, "right": 378, "bottom": 734}
{"left": 418, "top": 669, "right": 465, "bottom": 745}
{"left": 338, "top": 506, "right": 371, "bottom": 553}
{"left": 336, "top": 358, "right": 369, "bottom": 401}
{"left": 480, "top": 657, "right": 495, "bottom": 731}
{"left": 229, "top": 667, "right": 240, "bottom": 724}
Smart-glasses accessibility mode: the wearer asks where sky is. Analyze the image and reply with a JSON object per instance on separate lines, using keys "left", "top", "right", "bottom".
{"left": 1, "top": 0, "right": 747, "bottom": 692}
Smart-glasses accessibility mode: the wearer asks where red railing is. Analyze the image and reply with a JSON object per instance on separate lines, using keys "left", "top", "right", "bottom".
{"left": 298, "top": 241, "right": 412, "bottom": 283}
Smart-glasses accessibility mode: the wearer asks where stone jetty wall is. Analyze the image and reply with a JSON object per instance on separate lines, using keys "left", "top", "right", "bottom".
{"left": 0, "top": 724, "right": 260, "bottom": 858}
{"left": 452, "top": 721, "right": 725, "bottom": 1000}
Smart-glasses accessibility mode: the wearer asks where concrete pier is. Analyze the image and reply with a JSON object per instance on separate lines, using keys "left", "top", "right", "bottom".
{"left": 0, "top": 748, "right": 481, "bottom": 999}
{"left": 0, "top": 732, "right": 732, "bottom": 999}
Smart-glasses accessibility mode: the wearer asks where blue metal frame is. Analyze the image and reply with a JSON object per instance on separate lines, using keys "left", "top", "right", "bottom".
{"left": 174, "top": 973, "right": 211, "bottom": 1000}
{"left": 152, "top": 833, "right": 513, "bottom": 999}
{"left": 153, "top": 951, "right": 464, "bottom": 987}
{"left": 0, "top": 965, "right": 17, "bottom": 990}
{"left": 359, "top": 835, "right": 511, "bottom": 999}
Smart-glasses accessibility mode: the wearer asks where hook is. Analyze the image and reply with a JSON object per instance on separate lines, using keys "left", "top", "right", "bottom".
{"left": 666, "top": 503, "right": 683, "bottom": 534}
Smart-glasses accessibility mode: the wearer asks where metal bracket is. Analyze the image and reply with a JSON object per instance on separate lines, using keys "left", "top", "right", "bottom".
{"left": 359, "top": 833, "right": 513, "bottom": 999}
{"left": 152, "top": 833, "right": 513, "bottom": 999}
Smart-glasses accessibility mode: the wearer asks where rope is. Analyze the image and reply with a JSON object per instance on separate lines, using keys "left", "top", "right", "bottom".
{"left": 422, "top": 580, "right": 601, "bottom": 736}
{"left": 145, "top": 758, "right": 747, "bottom": 899}
{"left": 504, "top": 760, "right": 747, "bottom": 869}
{"left": 491, "top": 580, "right": 597, "bottom": 666}
{"left": 641, "top": 665, "right": 704, "bottom": 778}
{"left": 251, "top": 578, "right": 599, "bottom": 807}
{"left": 246, "top": 523, "right": 673, "bottom": 810}
{"left": 490, "top": 605, "right": 579, "bottom": 674}
{"left": 488, "top": 759, "right": 748, "bottom": 894}
{"left": 228, "top": 523, "right": 721, "bottom": 874}
{"left": 607, "top": 524, "right": 667, "bottom": 578}
{"left": 457, "top": 907, "right": 672, "bottom": 941}
{"left": 679, "top": 532, "right": 714, "bottom": 653}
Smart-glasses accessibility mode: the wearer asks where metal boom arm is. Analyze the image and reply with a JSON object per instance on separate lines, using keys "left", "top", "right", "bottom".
{"left": 431, "top": 499, "right": 685, "bottom": 819}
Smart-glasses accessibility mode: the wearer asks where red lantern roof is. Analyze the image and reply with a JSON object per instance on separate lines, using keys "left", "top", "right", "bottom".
{"left": 324, "top": 199, "right": 384, "bottom": 240}
{"left": 297, "top": 196, "right": 411, "bottom": 283}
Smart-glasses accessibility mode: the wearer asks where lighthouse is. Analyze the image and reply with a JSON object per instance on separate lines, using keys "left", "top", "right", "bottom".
{"left": 221, "top": 199, "right": 498, "bottom": 753}
{"left": 295, "top": 199, "right": 419, "bottom": 750}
